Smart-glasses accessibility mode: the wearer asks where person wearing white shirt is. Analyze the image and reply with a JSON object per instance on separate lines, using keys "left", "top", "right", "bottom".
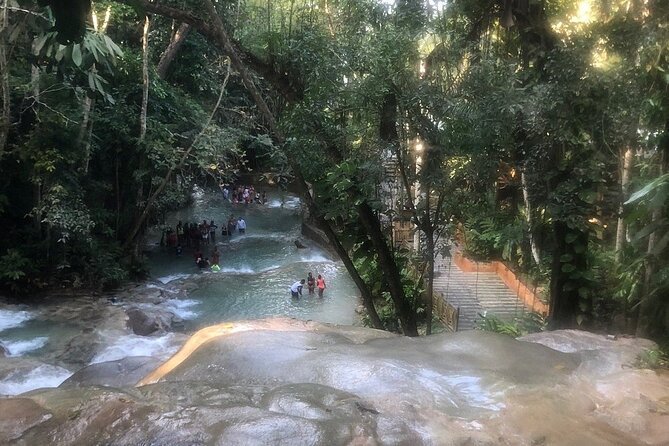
{"left": 290, "top": 279, "right": 305, "bottom": 298}
{"left": 238, "top": 218, "right": 246, "bottom": 234}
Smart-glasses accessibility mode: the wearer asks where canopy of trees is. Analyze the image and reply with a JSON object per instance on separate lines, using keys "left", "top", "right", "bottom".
{"left": 1, "top": 0, "right": 667, "bottom": 341}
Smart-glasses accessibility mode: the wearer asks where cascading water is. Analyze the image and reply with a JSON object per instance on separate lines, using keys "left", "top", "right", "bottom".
{"left": 0, "top": 189, "right": 360, "bottom": 396}
{"left": 143, "top": 189, "right": 360, "bottom": 329}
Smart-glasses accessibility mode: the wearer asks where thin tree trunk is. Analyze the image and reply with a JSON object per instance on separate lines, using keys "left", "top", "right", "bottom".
{"left": 425, "top": 219, "right": 435, "bottom": 335}
{"left": 0, "top": 0, "right": 10, "bottom": 156}
{"left": 78, "top": 95, "right": 95, "bottom": 173}
{"left": 615, "top": 147, "right": 634, "bottom": 263}
{"left": 156, "top": 22, "right": 190, "bottom": 80}
{"left": 30, "top": 39, "right": 41, "bottom": 232}
{"left": 115, "top": 151, "right": 121, "bottom": 236}
{"left": 521, "top": 168, "right": 541, "bottom": 265}
{"left": 79, "top": 7, "right": 110, "bottom": 174}
{"left": 139, "top": 15, "right": 150, "bottom": 142}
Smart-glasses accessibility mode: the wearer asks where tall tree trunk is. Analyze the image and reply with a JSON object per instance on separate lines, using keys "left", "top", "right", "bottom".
{"left": 0, "top": 0, "right": 9, "bottom": 156}
{"left": 615, "top": 147, "right": 634, "bottom": 263}
{"left": 549, "top": 222, "right": 589, "bottom": 328}
{"left": 425, "top": 219, "right": 435, "bottom": 335}
{"left": 30, "top": 40, "right": 41, "bottom": 232}
{"left": 139, "top": 15, "right": 150, "bottom": 143}
{"left": 310, "top": 210, "right": 383, "bottom": 329}
{"left": 128, "top": 15, "right": 151, "bottom": 257}
{"left": 80, "top": 7, "right": 110, "bottom": 174}
{"left": 78, "top": 96, "right": 95, "bottom": 173}
{"left": 115, "top": 151, "right": 121, "bottom": 236}
{"left": 156, "top": 22, "right": 191, "bottom": 80}
{"left": 521, "top": 168, "right": 541, "bottom": 265}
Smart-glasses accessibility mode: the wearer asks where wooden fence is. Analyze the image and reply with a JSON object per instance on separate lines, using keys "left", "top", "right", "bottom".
{"left": 434, "top": 292, "right": 459, "bottom": 332}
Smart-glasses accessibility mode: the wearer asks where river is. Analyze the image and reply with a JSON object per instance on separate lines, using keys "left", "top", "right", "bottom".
{"left": 0, "top": 188, "right": 360, "bottom": 395}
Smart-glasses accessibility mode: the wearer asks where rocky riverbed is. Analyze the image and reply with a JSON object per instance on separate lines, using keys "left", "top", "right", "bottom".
{"left": 1, "top": 316, "right": 668, "bottom": 445}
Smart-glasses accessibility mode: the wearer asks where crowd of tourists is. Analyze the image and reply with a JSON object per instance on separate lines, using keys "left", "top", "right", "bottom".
{"left": 160, "top": 214, "right": 248, "bottom": 272}
{"left": 222, "top": 184, "right": 266, "bottom": 205}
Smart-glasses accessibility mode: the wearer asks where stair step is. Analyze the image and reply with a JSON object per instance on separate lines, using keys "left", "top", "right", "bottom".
{"left": 434, "top": 257, "right": 533, "bottom": 331}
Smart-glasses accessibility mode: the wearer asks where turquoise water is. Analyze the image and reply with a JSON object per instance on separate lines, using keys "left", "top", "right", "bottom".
{"left": 145, "top": 188, "right": 361, "bottom": 329}
{"left": 0, "top": 188, "right": 361, "bottom": 395}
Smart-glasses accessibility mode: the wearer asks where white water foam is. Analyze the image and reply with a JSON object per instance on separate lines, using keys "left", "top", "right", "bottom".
{"left": 0, "top": 364, "right": 73, "bottom": 396}
{"left": 219, "top": 266, "right": 256, "bottom": 274}
{"left": 161, "top": 299, "right": 200, "bottom": 320}
{"left": 0, "top": 308, "right": 32, "bottom": 332}
{"left": 156, "top": 273, "right": 191, "bottom": 284}
{"left": 266, "top": 196, "right": 301, "bottom": 209}
{"left": 299, "top": 253, "right": 333, "bottom": 263}
{"left": 90, "top": 332, "right": 181, "bottom": 364}
{"left": 3, "top": 337, "right": 48, "bottom": 357}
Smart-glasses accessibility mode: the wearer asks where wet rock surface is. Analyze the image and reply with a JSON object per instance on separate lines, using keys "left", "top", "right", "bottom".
{"left": 125, "top": 306, "right": 182, "bottom": 336}
{"left": 1, "top": 319, "right": 667, "bottom": 445}
{"left": 60, "top": 356, "right": 162, "bottom": 388}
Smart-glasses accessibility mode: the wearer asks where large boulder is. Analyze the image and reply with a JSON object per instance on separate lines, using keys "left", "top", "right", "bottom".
{"left": 125, "top": 306, "right": 181, "bottom": 336}
{"left": 0, "top": 398, "right": 52, "bottom": 441}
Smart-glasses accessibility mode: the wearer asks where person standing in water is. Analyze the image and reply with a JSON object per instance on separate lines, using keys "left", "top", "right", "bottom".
{"left": 209, "top": 220, "right": 217, "bottom": 243}
{"left": 211, "top": 246, "right": 220, "bottom": 266}
{"left": 316, "top": 274, "right": 326, "bottom": 297}
{"left": 290, "top": 279, "right": 305, "bottom": 298}
{"left": 237, "top": 217, "right": 246, "bottom": 234}
{"left": 306, "top": 272, "right": 315, "bottom": 295}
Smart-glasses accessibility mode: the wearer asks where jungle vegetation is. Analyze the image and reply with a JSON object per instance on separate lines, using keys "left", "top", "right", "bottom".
{"left": 0, "top": 0, "right": 667, "bottom": 341}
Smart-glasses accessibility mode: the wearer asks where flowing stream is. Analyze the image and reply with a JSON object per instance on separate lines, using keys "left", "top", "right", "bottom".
{"left": 146, "top": 188, "right": 359, "bottom": 328}
{"left": 0, "top": 188, "right": 360, "bottom": 395}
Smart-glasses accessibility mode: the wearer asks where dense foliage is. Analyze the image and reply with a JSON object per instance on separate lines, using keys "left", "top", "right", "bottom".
{"left": 1, "top": 0, "right": 667, "bottom": 340}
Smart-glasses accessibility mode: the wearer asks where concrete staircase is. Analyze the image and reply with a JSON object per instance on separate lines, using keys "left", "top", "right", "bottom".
{"left": 434, "top": 255, "right": 529, "bottom": 330}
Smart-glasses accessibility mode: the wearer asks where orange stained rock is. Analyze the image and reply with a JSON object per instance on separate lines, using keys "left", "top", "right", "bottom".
{"left": 136, "top": 318, "right": 311, "bottom": 386}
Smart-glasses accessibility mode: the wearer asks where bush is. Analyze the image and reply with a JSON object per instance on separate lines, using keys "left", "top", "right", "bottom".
{"left": 476, "top": 312, "right": 547, "bottom": 337}
{"left": 0, "top": 249, "right": 35, "bottom": 294}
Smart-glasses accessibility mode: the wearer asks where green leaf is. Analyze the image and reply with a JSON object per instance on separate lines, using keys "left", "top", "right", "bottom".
{"left": 632, "top": 219, "right": 668, "bottom": 242}
{"left": 88, "top": 72, "right": 96, "bottom": 91}
{"left": 33, "top": 34, "right": 50, "bottom": 55}
{"left": 103, "top": 35, "right": 124, "bottom": 57}
{"left": 626, "top": 173, "right": 669, "bottom": 205}
{"left": 651, "top": 230, "right": 669, "bottom": 255}
{"left": 72, "top": 44, "right": 82, "bottom": 67}
{"left": 55, "top": 45, "right": 66, "bottom": 62}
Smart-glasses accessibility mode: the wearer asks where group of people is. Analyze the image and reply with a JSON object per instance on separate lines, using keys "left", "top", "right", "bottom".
{"left": 222, "top": 184, "right": 267, "bottom": 205}
{"left": 169, "top": 215, "right": 247, "bottom": 272}
{"left": 192, "top": 245, "right": 221, "bottom": 271}
{"left": 165, "top": 220, "right": 219, "bottom": 250}
{"left": 290, "top": 272, "right": 326, "bottom": 298}
{"left": 221, "top": 215, "right": 246, "bottom": 237}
